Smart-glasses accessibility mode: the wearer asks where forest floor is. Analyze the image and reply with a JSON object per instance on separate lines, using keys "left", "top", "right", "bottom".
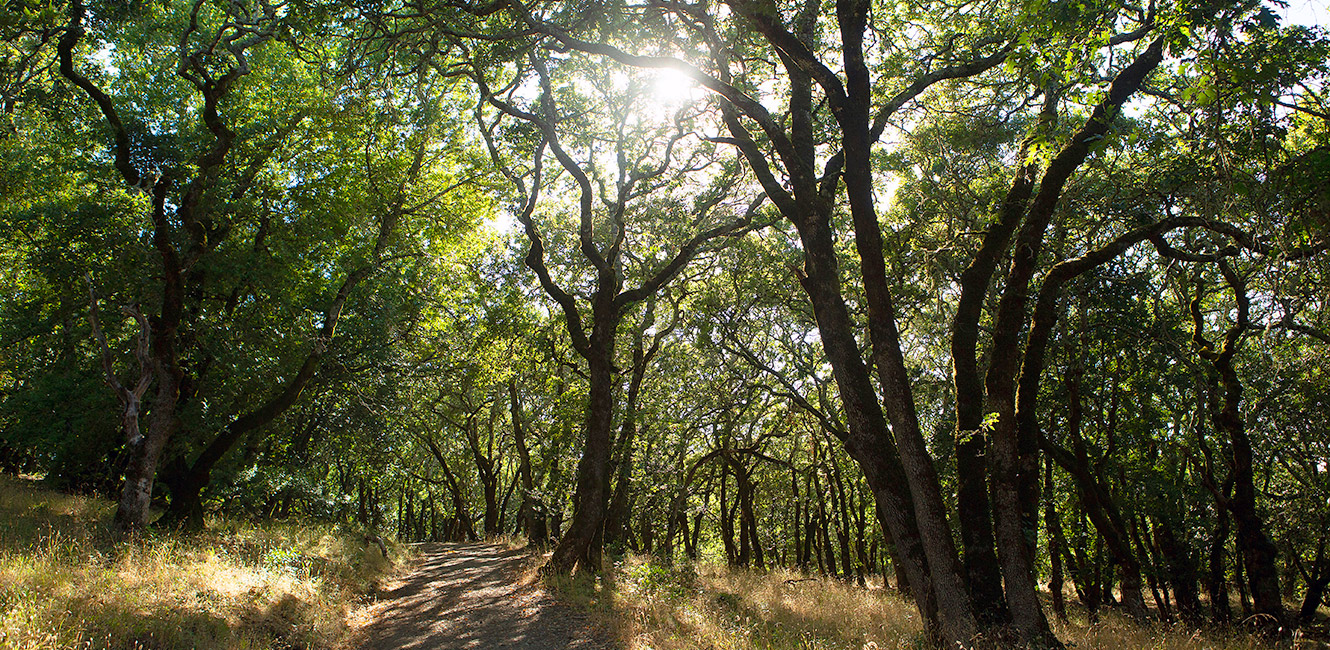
{"left": 522, "top": 551, "right": 1303, "bottom": 650}
{"left": 356, "top": 542, "right": 616, "bottom": 650}
{"left": 352, "top": 541, "right": 1325, "bottom": 650}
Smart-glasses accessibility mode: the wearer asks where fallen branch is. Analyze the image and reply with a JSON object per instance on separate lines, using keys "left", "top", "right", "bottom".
{"left": 364, "top": 534, "right": 389, "bottom": 558}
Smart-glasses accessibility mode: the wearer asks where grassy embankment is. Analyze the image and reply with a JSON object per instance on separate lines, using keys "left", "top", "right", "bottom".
{"left": 550, "top": 554, "right": 1306, "bottom": 650}
{"left": 0, "top": 475, "right": 406, "bottom": 650}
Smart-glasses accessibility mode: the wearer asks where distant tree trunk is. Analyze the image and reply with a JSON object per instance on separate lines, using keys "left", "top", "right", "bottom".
{"left": 541, "top": 263, "right": 693, "bottom": 572}
{"left": 357, "top": 478, "right": 369, "bottom": 527}
{"left": 1189, "top": 265, "right": 1284, "bottom": 632}
{"left": 688, "top": 511, "right": 703, "bottom": 559}
{"left": 639, "top": 506, "right": 656, "bottom": 554}
{"left": 792, "top": 451, "right": 806, "bottom": 571}
{"left": 1045, "top": 368, "right": 1149, "bottom": 620}
{"left": 730, "top": 457, "right": 763, "bottom": 569}
{"left": 661, "top": 444, "right": 716, "bottom": 564}
{"left": 422, "top": 435, "right": 476, "bottom": 541}
{"left": 1133, "top": 514, "right": 1171, "bottom": 622}
{"left": 510, "top": 378, "right": 541, "bottom": 546}
{"left": 543, "top": 415, "right": 571, "bottom": 542}
{"left": 1298, "top": 528, "right": 1329, "bottom": 625}
{"left": 720, "top": 462, "right": 738, "bottom": 566}
{"left": 1236, "top": 547, "right": 1253, "bottom": 617}
{"left": 496, "top": 465, "right": 519, "bottom": 534}
{"left": 813, "top": 463, "right": 837, "bottom": 576}
{"left": 1045, "top": 457, "right": 1067, "bottom": 620}
{"left": 801, "top": 468, "right": 815, "bottom": 570}
{"left": 1153, "top": 514, "right": 1205, "bottom": 626}
{"left": 403, "top": 484, "right": 415, "bottom": 542}
{"left": 876, "top": 499, "right": 906, "bottom": 594}
{"left": 853, "top": 480, "right": 869, "bottom": 587}
{"left": 603, "top": 424, "right": 637, "bottom": 552}
{"left": 466, "top": 407, "right": 501, "bottom": 538}
{"left": 826, "top": 449, "right": 855, "bottom": 580}
{"left": 745, "top": 469, "right": 764, "bottom": 569}
{"left": 1069, "top": 515, "right": 1103, "bottom": 620}
{"left": 605, "top": 301, "right": 664, "bottom": 550}
{"left": 1208, "top": 493, "right": 1234, "bottom": 624}
{"left": 493, "top": 66, "right": 756, "bottom": 574}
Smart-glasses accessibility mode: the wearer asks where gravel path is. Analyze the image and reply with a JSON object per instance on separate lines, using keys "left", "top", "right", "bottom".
{"left": 359, "top": 542, "right": 617, "bottom": 650}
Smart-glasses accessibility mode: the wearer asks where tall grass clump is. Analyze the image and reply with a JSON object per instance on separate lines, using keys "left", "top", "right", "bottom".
{"left": 0, "top": 475, "right": 406, "bottom": 650}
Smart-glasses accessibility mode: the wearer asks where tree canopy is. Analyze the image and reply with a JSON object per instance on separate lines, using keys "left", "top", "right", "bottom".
{"left": 1, "top": 0, "right": 1327, "bottom": 646}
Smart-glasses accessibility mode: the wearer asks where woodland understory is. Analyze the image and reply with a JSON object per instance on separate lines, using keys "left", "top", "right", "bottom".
{"left": 1, "top": 0, "right": 1328, "bottom": 648}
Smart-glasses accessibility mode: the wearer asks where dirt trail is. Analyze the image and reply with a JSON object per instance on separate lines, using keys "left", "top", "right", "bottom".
{"left": 358, "top": 542, "right": 616, "bottom": 650}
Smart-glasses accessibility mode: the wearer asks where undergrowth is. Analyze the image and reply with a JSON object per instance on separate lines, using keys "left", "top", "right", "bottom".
{"left": 0, "top": 475, "right": 406, "bottom": 650}
{"left": 546, "top": 553, "right": 1287, "bottom": 650}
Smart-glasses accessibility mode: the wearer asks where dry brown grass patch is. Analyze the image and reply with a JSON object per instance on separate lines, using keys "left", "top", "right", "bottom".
{"left": 543, "top": 554, "right": 1290, "bottom": 650}
{"left": 0, "top": 475, "right": 408, "bottom": 650}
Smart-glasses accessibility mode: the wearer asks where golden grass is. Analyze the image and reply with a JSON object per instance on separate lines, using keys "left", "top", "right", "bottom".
{"left": 546, "top": 554, "right": 1291, "bottom": 650}
{"left": 0, "top": 475, "right": 408, "bottom": 650}
{"left": 1050, "top": 612, "right": 1270, "bottom": 650}
{"left": 547, "top": 555, "right": 927, "bottom": 650}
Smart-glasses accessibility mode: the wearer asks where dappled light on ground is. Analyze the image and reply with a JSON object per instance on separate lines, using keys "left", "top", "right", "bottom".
{"left": 360, "top": 542, "right": 616, "bottom": 649}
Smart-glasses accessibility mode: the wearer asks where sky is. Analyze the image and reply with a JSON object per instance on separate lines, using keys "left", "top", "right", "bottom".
{"left": 1285, "top": 0, "right": 1330, "bottom": 26}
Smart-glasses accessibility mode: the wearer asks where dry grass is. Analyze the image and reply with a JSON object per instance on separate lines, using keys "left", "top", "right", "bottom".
{"left": 547, "top": 555, "right": 927, "bottom": 650}
{"left": 1050, "top": 612, "right": 1271, "bottom": 650}
{"left": 0, "top": 475, "right": 408, "bottom": 650}
{"left": 546, "top": 554, "right": 1293, "bottom": 650}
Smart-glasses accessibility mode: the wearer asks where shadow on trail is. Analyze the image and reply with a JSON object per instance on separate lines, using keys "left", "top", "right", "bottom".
{"left": 362, "top": 542, "right": 618, "bottom": 650}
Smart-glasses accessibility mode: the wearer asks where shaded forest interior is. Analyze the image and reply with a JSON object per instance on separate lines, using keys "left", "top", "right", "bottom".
{"left": 1, "top": 0, "right": 1329, "bottom": 647}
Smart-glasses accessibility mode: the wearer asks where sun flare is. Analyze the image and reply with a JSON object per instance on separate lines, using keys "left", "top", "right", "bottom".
{"left": 646, "top": 67, "right": 703, "bottom": 111}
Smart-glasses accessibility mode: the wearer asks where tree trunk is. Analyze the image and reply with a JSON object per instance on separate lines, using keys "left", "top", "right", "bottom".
{"left": 113, "top": 373, "right": 179, "bottom": 531}
{"left": 1153, "top": 514, "right": 1205, "bottom": 626}
{"left": 734, "top": 460, "right": 763, "bottom": 569}
{"left": 1189, "top": 266, "right": 1284, "bottom": 631}
{"left": 792, "top": 213, "right": 944, "bottom": 639}
{"left": 854, "top": 479, "right": 869, "bottom": 587}
{"left": 547, "top": 328, "right": 618, "bottom": 572}
{"left": 1298, "top": 529, "right": 1328, "bottom": 625}
{"left": 423, "top": 435, "right": 476, "bottom": 541}
{"left": 1045, "top": 366, "right": 1149, "bottom": 620}
{"left": 1223, "top": 397, "right": 1284, "bottom": 629}
{"left": 1208, "top": 493, "right": 1233, "bottom": 624}
{"left": 949, "top": 149, "right": 1034, "bottom": 629}
{"left": 155, "top": 109, "right": 422, "bottom": 530}
{"left": 1045, "top": 457, "right": 1067, "bottom": 620}
{"left": 792, "top": 456, "right": 806, "bottom": 571}
{"left": 826, "top": 449, "right": 855, "bottom": 580}
{"left": 721, "top": 463, "right": 738, "bottom": 566}
{"left": 510, "top": 378, "right": 542, "bottom": 546}
{"left": 811, "top": 456, "right": 835, "bottom": 575}
{"left": 467, "top": 409, "right": 501, "bottom": 538}
{"left": 1132, "top": 514, "right": 1171, "bottom": 622}
{"left": 1301, "top": 577, "right": 1328, "bottom": 625}
{"left": 1235, "top": 545, "right": 1252, "bottom": 617}
{"left": 605, "top": 305, "right": 659, "bottom": 550}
